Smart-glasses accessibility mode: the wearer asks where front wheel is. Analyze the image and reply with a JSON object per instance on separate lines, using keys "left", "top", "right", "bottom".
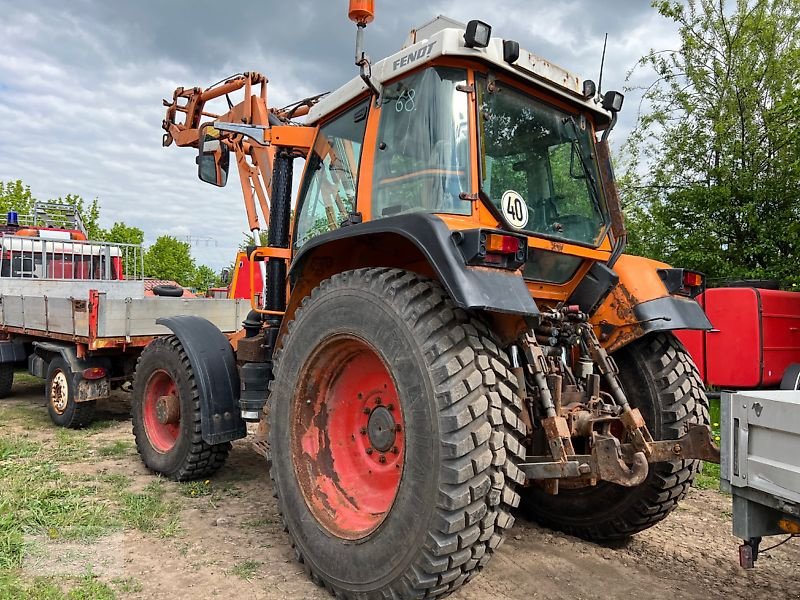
{"left": 132, "top": 336, "right": 230, "bottom": 480}
{"left": 520, "top": 332, "right": 709, "bottom": 540}
{"left": 269, "top": 268, "right": 526, "bottom": 599}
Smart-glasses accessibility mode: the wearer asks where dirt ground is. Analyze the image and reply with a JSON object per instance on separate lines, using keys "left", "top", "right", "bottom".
{"left": 2, "top": 379, "right": 799, "bottom": 600}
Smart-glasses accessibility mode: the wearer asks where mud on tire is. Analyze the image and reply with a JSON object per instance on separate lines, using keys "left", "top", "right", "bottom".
{"left": 132, "top": 336, "right": 230, "bottom": 481}
{"left": 521, "top": 332, "right": 709, "bottom": 540}
{"left": 268, "top": 268, "right": 526, "bottom": 599}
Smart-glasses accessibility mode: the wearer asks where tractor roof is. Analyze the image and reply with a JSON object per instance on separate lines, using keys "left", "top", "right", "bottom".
{"left": 307, "top": 16, "right": 613, "bottom": 128}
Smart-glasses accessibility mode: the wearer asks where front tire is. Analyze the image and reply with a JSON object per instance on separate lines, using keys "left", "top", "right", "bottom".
{"left": 46, "top": 358, "right": 95, "bottom": 428}
{"left": 132, "top": 336, "right": 230, "bottom": 480}
{"left": 520, "top": 332, "right": 709, "bottom": 540}
{"left": 269, "top": 268, "right": 526, "bottom": 599}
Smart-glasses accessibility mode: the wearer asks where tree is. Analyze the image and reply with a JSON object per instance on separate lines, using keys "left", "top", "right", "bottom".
{"left": 104, "top": 222, "right": 144, "bottom": 246}
{"left": 49, "top": 194, "right": 104, "bottom": 240}
{"left": 190, "top": 265, "right": 221, "bottom": 292}
{"left": 0, "top": 180, "right": 35, "bottom": 217}
{"left": 623, "top": 0, "right": 800, "bottom": 286}
{"left": 144, "top": 236, "right": 196, "bottom": 284}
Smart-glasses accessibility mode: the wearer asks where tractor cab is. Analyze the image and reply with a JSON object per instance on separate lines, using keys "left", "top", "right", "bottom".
{"left": 296, "top": 16, "right": 625, "bottom": 305}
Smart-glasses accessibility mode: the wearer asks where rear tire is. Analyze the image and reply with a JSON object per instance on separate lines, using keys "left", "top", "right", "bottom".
{"left": 132, "top": 336, "right": 230, "bottom": 480}
{"left": 0, "top": 364, "right": 14, "bottom": 399}
{"left": 520, "top": 332, "right": 709, "bottom": 540}
{"left": 268, "top": 268, "right": 526, "bottom": 599}
{"left": 46, "top": 358, "right": 95, "bottom": 428}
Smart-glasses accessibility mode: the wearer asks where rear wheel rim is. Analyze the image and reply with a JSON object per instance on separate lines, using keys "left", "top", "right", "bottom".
{"left": 292, "top": 335, "right": 405, "bottom": 540}
{"left": 50, "top": 370, "right": 69, "bottom": 415}
{"left": 143, "top": 369, "right": 181, "bottom": 453}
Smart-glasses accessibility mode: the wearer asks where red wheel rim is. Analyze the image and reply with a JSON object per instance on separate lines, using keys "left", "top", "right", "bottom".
{"left": 292, "top": 335, "right": 405, "bottom": 540}
{"left": 142, "top": 369, "right": 180, "bottom": 453}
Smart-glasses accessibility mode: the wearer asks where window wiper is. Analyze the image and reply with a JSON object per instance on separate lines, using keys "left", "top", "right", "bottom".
{"left": 563, "top": 116, "right": 603, "bottom": 216}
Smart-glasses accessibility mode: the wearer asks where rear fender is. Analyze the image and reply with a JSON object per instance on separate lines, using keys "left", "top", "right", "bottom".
{"left": 286, "top": 213, "right": 539, "bottom": 330}
{"left": 591, "top": 254, "right": 712, "bottom": 353}
{"left": 155, "top": 316, "right": 246, "bottom": 445}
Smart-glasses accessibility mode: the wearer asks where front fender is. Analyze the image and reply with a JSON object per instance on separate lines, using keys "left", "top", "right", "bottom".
{"left": 592, "top": 254, "right": 712, "bottom": 353}
{"left": 156, "top": 316, "right": 246, "bottom": 445}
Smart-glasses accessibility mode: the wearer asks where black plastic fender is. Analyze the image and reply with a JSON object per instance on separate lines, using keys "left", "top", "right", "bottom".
{"left": 155, "top": 315, "right": 246, "bottom": 445}
{"left": 290, "top": 212, "right": 539, "bottom": 316}
{"left": 633, "top": 295, "right": 713, "bottom": 334}
{"left": 0, "top": 340, "right": 27, "bottom": 364}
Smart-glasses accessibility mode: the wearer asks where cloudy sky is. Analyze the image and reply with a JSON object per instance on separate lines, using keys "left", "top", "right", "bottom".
{"left": 0, "top": 0, "right": 678, "bottom": 270}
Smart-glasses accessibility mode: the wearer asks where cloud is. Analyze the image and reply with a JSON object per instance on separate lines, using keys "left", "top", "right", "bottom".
{"left": 0, "top": 0, "right": 678, "bottom": 270}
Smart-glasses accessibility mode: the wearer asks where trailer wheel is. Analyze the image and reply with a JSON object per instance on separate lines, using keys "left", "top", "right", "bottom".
{"left": 0, "top": 364, "right": 13, "bottom": 399}
{"left": 520, "top": 332, "right": 709, "bottom": 540}
{"left": 132, "top": 336, "right": 230, "bottom": 480}
{"left": 268, "top": 268, "right": 526, "bottom": 599}
{"left": 46, "top": 358, "right": 95, "bottom": 428}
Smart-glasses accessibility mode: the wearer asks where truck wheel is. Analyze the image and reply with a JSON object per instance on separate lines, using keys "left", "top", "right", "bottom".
{"left": 132, "top": 336, "right": 230, "bottom": 480}
{"left": 268, "top": 268, "right": 526, "bottom": 599}
{"left": 520, "top": 332, "right": 709, "bottom": 540}
{"left": 46, "top": 358, "right": 95, "bottom": 428}
{"left": 0, "top": 364, "right": 13, "bottom": 399}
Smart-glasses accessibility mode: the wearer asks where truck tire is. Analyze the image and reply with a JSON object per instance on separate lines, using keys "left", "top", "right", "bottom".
{"left": 268, "top": 268, "right": 526, "bottom": 599}
{"left": 152, "top": 284, "right": 185, "bottom": 297}
{"left": 132, "top": 336, "right": 230, "bottom": 480}
{"left": 0, "top": 364, "right": 13, "bottom": 399}
{"left": 46, "top": 358, "right": 95, "bottom": 428}
{"left": 520, "top": 332, "right": 709, "bottom": 540}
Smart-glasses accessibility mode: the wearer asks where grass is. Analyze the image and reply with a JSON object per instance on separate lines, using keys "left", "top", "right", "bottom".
{"left": 0, "top": 570, "right": 116, "bottom": 600}
{"left": 230, "top": 559, "right": 261, "bottom": 581}
{"left": 96, "top": 440, "right": 132, "bottom": 458}
{"left": 53, "top": 429, "right": 90, "bottom": 462}
{"left": 119, "top": 481, "right": 172, "bottom": 533}
{"left": 110, "top": 576, "right": 143, "bottom": 593}
{"left": 180, "top": 480, "right": 213, "bottom": 498}
{"left": 0, "top": 437, "right": 118, "bottom": 568}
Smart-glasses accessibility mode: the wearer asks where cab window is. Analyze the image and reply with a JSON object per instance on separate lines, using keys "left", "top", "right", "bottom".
{"left": 294, "top": 101, "right": 369, "bottom": 250}
{"left": 372, "top": 67, "right": 471, "bottom": 219}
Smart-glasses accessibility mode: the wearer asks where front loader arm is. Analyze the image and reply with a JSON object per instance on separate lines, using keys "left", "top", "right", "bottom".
{"left": 162, "top": 72, "right": 318, "bottom": 235}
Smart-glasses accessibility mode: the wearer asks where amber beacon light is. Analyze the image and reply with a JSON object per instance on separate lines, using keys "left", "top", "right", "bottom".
{"left": 348, "top": 0, "right": 375, "bottom": 24}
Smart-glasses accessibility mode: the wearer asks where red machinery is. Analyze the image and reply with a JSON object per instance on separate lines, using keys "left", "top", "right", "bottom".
{"left": 676, "top": 285, "right": 800, "bottom": 389}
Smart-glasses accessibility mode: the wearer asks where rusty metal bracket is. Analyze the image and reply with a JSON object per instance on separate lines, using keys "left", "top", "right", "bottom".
{"left": 519, "top": 424, "right": 720, "bottom": 485}
{"left": 619, "top": 423, "right": 720, "bottom": 464}
{"left": 593, "top": 434, "right": 649, "bottom": 486}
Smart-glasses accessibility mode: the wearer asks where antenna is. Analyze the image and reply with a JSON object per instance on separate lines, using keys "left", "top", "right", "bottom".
{"left": 597, "top": 33, "right": 609, "bottom": 98}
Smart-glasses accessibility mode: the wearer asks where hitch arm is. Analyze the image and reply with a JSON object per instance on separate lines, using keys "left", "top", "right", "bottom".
{"left": 519, "top": 424, "right": 720, "bottom": 487}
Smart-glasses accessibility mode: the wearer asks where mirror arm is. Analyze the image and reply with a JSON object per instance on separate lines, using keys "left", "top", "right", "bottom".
{"left": 601, "top": 111, "right": 618, "bottom": 143}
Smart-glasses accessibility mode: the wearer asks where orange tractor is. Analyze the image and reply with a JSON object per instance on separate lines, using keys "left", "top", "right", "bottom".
{"left": 150, "top": 4, "right": 720, "bottom": 597}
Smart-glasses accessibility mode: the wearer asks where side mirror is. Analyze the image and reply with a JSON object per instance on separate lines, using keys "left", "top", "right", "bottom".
{"left": 220, "top": 267, "right": 231, "bottom": 285}
{"left": 197, "top": 125, "right": 229, "bottom": 187}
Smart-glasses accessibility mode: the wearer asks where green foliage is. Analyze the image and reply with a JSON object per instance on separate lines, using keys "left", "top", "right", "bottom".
{"left": 190, "top": 264, "right": 221, "bottom": 292}
{"left": 623, "top": 0, "right": 800, "bottom": 287}
{"left": 0, "top": 180, "right": 35, "bottom": 216}
{"left": 143, "top": 235, "right": 195, "bottom": 284}
{"left": 103, "top": 222, "right": 144, "bottom": 246}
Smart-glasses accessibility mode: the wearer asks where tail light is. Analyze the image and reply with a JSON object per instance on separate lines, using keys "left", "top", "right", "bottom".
{"left": 658, "top": 268, "right": 705, "bottom": 298}
{"left": 82, "top": 367, "right": 107, "bottom": 380}
{"left": 453, "top": 229, "right": 527, "bottom": 270}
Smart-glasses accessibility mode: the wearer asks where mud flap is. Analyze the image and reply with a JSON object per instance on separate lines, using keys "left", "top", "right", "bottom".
{"left": 156, "top": 316, "right": 246, "bottom": 445}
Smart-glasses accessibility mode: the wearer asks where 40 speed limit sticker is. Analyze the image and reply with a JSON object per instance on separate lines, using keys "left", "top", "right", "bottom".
{"left": 501, "top": 190, "right": 528, "bottom": 229}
